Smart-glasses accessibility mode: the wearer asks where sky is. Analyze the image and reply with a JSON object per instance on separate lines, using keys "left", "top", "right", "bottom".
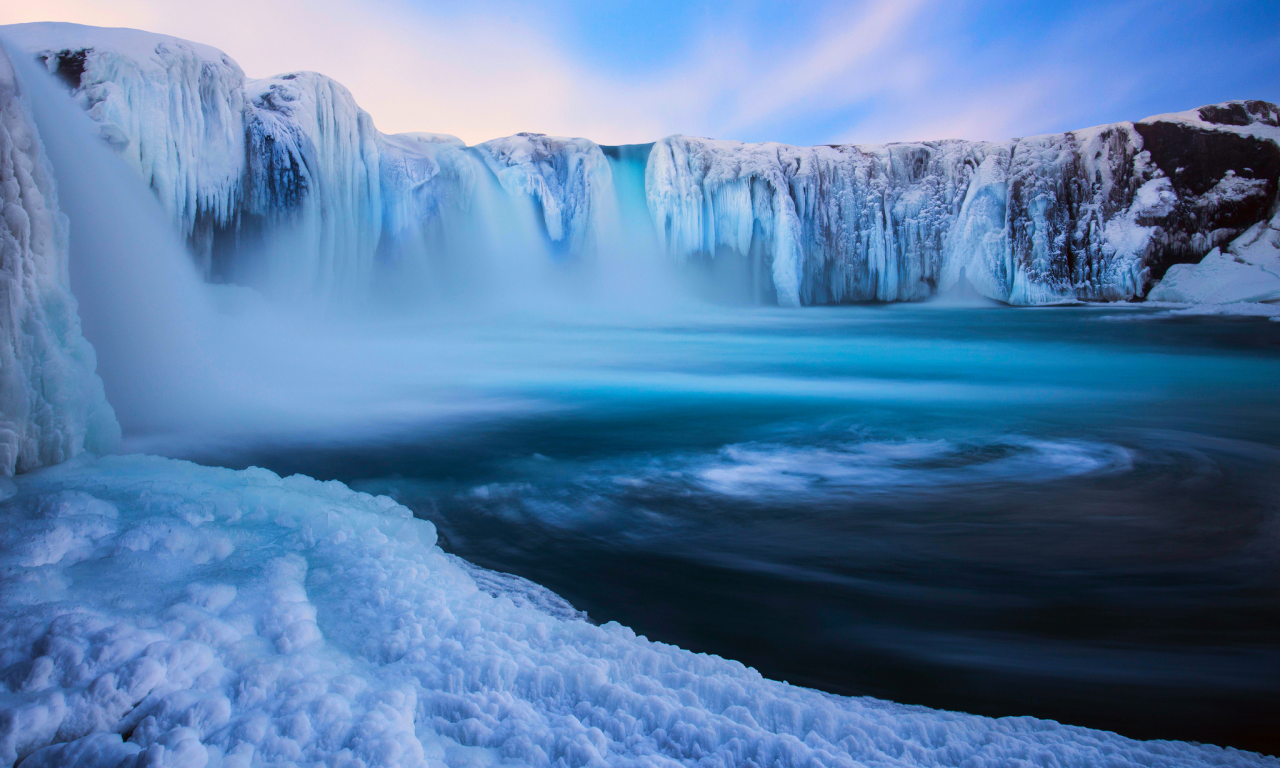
{"left": 6, "top": 0, "right": 1279, "bottom": 146}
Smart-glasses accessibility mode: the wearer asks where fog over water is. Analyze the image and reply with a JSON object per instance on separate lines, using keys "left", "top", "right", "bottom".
{"left": 167, "top": 305, "right": 1280, "bottom": 754}
{"left": 12, "top": 45, "right": 1280, "bottom": 755}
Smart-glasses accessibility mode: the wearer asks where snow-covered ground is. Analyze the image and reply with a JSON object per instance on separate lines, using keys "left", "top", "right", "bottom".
{"left": 1, "top": 454, "right": 1275, "bottom": 768}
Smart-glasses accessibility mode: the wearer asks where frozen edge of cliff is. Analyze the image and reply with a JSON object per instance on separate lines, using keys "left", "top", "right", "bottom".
{"left": 0, "top": 42, "right": 119, "bottom": 476}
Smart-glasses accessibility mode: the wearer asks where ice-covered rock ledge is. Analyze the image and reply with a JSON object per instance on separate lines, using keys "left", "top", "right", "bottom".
{"left": 1148, "top": 205, "right": 1280, "bottom": 304}
{"left": 1, "top": 454, "right": 1275, "bottom": 768}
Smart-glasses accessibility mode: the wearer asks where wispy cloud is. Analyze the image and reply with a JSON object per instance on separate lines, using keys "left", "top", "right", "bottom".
{"left": 6, "top": 0, "right": 1277, "bottom": 146}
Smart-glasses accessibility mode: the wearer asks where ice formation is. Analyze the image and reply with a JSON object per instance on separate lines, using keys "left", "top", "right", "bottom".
{"left": 239, "top": 71, "right": 383, "bottom": 299}
{"left": 474, "top": 133, "right": 614, "bottom": 254}
{"left": 0, "top": 45, "right": 118, "bottom": 476}
{"left": 0, "top": 24, "right": 246, "bottom": 278}
{"left": 4, "top": 22, "right": 1278, "bottom": 307}
{"left": 646, "top": 109, "right": 1279, "bottom": 306}
{"left": 1, "top": 454, "right": 1274, "bottom": 768}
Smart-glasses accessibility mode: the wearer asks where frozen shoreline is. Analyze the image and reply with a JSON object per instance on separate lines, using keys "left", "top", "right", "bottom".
{"left": 2, "top": 454, "right": 1276, "bottom": 768}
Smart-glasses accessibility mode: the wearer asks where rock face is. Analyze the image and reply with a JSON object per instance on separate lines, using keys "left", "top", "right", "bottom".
{"left": 0, "top": 44, "right": 118, "bottom": 475}
{"left": 1134, "top": 102, "right": 1280, "bottom": 276}
{"left": 647, "top": 109, "right": 1279, "bottom": 306}
{"left": 3, "top": 22, "right": 1278, "bottom": 307}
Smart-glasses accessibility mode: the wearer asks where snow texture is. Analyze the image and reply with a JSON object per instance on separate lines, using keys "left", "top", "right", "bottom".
{"left": 2, "top": 453, "right": 1275, "bottom": 768}
{"left": 0, "top": 44, "right": 118, "bottom": 476}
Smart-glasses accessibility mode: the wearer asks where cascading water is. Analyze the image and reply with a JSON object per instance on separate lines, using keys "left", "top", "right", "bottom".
{"left": 5, "top": 41, "right": 228, "bottom": 435}
{"left": 4, "top": 41, "right": 691, "bottom": 451}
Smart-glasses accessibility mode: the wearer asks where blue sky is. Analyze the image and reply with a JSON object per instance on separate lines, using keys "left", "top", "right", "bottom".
{"left": 432, "top": 0, "right": 1280, "bottom": 144}
{"left": 13, "top": 0, "right": 1280, "bottom": 145}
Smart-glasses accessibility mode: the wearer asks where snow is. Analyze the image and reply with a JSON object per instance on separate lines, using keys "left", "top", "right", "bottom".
{"left": 1138, "top": 101, "right": 1280, "bottom": 146}
{"left": 0, "top": 44, "right": 118, "bottom": 475}
{"left": 1149, "top": 207, "right": 1280, "bottom": 304}
{"left": 3, "top": 453, "right": 1275, "bottom": 768}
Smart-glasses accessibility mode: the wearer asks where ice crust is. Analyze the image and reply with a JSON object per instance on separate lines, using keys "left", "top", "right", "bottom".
{"left": 0, "top": 45, "right": 118, "bottom": 475}
{"left": 2, "top": 454, "right": 1275, "bottom": 768}
{"left": 4, "top": 23, "right": 1278, "bottom": 308}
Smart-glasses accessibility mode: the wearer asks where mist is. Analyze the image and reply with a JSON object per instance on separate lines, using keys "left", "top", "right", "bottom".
{"left": 5, "top": 43, "right": 722, "bottom": 456}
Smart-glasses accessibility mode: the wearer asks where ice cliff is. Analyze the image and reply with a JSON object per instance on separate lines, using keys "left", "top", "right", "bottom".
{"left": 647, "top": 104, "right": 1280, "bottom": 306}
{"left": 0, "top": 44, "right": 117, "bottom": 476}
{"left": 2, "top": 21, "right": 1278, "bottom": 309}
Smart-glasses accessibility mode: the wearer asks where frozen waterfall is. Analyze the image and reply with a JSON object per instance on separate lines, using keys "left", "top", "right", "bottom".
{"left": 2, "top": 22, "right": 1278, "bottom": 311}
{"left": 0, "top": 42, "right": 117, "bottom": 475}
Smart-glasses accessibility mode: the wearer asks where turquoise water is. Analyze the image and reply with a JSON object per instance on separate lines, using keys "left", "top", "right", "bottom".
{"left": 181, "top": 303, "right": 1280, "bottom": 753}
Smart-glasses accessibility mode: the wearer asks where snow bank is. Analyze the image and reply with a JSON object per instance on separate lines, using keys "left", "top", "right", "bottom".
{"left": 0, "top": 44, "right": 118, "bottom": 475}
{"left": 2, "top": 454, "right": 1274, "bottom": 768}
{"left": 1149, "top": 209, "right": 1280, "bottom": 304}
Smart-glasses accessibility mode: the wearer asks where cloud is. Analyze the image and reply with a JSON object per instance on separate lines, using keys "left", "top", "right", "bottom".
{"left": 3, "top": 0, "right": 950, "bottom": 145}
{"left": 5, "top": 0, "right": 1277, "bottom": 147}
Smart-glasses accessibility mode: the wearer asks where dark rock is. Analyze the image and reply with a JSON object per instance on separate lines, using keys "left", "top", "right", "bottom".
{"left": 1134, "top": 117, "right": 1280, "bottom": 277}
{"left": 38, "top": 48, "right": 91, "bottom": 90}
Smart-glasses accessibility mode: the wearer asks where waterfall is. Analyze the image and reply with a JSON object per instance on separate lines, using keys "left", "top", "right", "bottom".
{"left": 7, "top": 43, "right": 228, "bottom": 435}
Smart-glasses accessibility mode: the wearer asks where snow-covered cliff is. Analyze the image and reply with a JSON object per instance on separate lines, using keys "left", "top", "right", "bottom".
{"left": 0, "top": 44, "right": 118, "bottom": 475}
{"left": 647, "top": 105, "right": 1279, "bottom": 306}
{"left": 3, "top": 22, "right": 1277, "bottom": 308}
{"left": 1143, "top": 104, "right": 1280, "bottom": 304}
